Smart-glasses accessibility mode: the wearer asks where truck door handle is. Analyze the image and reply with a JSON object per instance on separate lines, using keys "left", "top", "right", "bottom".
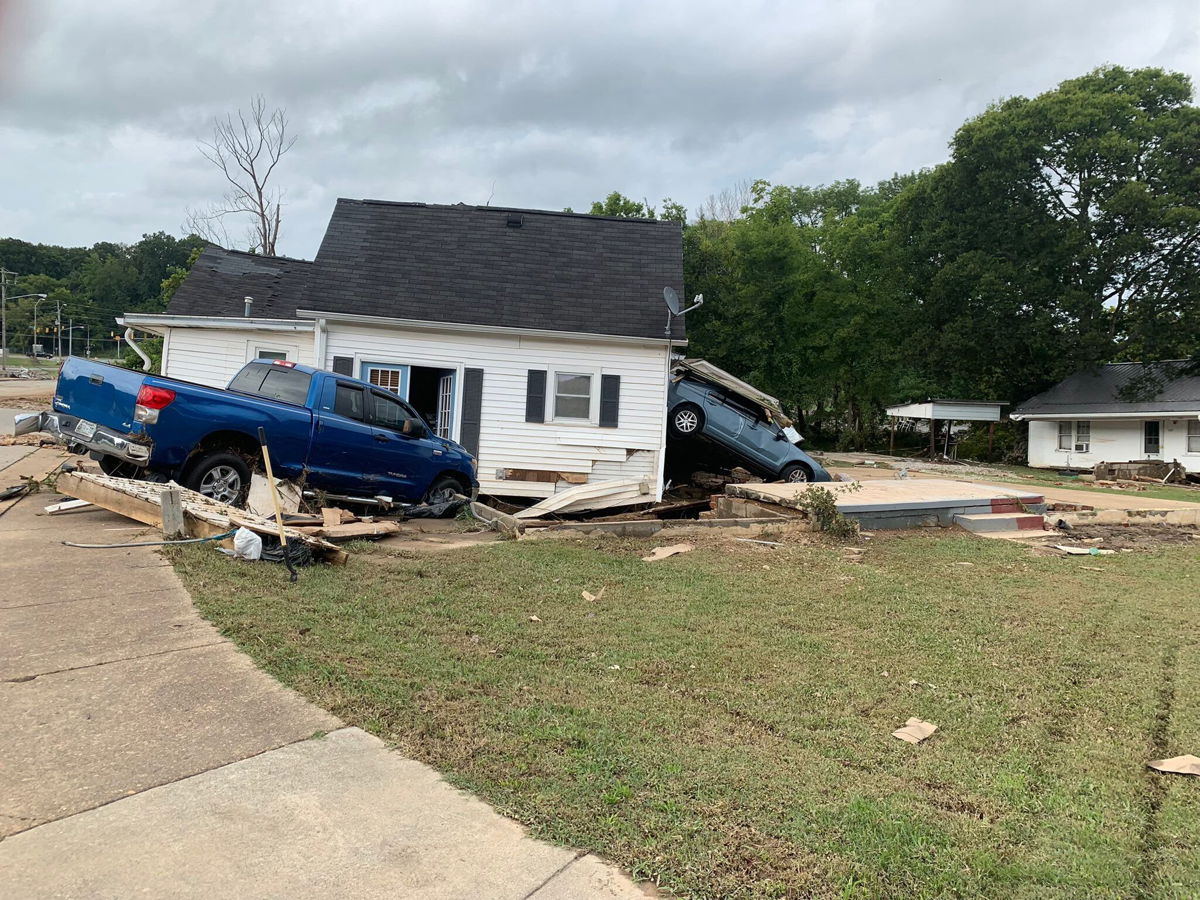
{"left": 374, "top": 434, "right": 389, "bottom": 442}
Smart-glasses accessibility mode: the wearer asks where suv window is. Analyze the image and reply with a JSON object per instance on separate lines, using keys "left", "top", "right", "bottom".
{"left": 231, "top": 363, "right": 312, "bottom": 406}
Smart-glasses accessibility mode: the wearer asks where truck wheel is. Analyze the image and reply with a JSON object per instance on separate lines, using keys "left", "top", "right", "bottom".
{"left": 185, "top": 451, "right": 251, "bottom": 506}
{"left": 669, "top": 403, "right": 705, "bottom": 438}
{"left": 780, "top": 463, "right": 812, "bottom": 483}
{"left": 424, "top": 475, "right": 465, "bottom": 513}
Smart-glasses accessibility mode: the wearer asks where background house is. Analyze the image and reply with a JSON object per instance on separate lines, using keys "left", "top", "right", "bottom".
{"left": 1012, "top": 361, "right": 1200, "bottom": 470}
{"left": 120, "top": 200, "right": 685, "bottom": 504}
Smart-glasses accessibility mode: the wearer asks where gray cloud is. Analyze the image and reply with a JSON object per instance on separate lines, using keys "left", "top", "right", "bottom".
{"left": 1, "top": 0, "right": 1197, "bottom": 258}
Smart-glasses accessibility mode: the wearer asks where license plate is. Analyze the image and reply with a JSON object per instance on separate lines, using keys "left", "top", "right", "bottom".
{"left": 75, "top": 420, "right": 98, "bottom": 440}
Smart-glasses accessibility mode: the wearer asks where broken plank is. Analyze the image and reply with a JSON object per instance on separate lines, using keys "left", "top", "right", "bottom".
{"left": 296, "top": 521, "right": 401, "bottom": 541}
{"left": 43, "top": 499, "right": 93, "bottom": 515}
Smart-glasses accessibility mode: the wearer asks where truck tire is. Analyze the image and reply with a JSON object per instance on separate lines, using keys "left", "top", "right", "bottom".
{"left": 669, "top": 403, "right": 705, "bottom": 438}
{"left": 185, "top": 451, "right": 251, "bottom": 506}
{"left": 423, "top": 474, "right": 466, "bottom": 512}
{"left": 780, "top": 463, "right": 813, "bottom": 483}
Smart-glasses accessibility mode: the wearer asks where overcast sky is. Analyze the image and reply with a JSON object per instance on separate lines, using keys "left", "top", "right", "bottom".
{"left": 1, "top": 0, "right": 1198, "bottom": 259}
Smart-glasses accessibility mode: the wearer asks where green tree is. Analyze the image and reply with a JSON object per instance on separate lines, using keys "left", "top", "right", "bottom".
{"left": 589, "top": 191, "right": 657, "bottom": 219}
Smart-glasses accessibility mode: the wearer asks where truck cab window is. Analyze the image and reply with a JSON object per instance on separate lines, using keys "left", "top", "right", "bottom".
{"left": 334, "top": 383, "right": 365, "bottom": 421}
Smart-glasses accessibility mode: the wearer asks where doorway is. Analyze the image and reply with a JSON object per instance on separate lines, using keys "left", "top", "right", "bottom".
{"left": 408, "top": 366, "right": 456, "bottom": 439}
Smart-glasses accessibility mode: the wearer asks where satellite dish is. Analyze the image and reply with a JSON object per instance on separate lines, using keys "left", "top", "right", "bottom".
{"left": 663, "top": 286, "right": 682, "bottom": 315}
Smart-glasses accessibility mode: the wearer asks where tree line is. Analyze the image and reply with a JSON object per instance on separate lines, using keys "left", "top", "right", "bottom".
{"left": 0, "top": 233, "right": 203, "bottom": 360}
{"left": 603, "top": 65, "right": 1200, "bottom": 451}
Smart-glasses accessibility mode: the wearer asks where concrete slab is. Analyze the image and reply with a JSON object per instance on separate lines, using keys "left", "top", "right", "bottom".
{"left": 0, "top": 444, "right": 35, "bottom": 472}
{"left": 0, "top": 642, "right": 340, "bottom": 836}
{"left": 0, "top": 727, "right": 647, "bottom": 900}
{"left": 953, "top": 512, "right": 1047, "bottom": 533}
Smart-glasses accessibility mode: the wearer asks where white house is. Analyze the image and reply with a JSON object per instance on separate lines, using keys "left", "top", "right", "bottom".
{"left": 1012, "top": 361, "right": 1200, "bottom": 470}
{"left": 119, "top": 200, "right": 686, "bottom": 506}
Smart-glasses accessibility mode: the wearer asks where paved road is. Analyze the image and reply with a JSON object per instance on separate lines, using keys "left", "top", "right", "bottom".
{"left": 0, "top": 449, "right": 648, "bottom": 898}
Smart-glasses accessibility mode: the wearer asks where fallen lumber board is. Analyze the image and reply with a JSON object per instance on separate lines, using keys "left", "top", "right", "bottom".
{"left": 44, "top": 499, "right": 93, "bottom": 515}
{"left": 55, "top": 471, "right": 348, "bottom": 564}
{"left": 296, "top": 521, "right": 400, "bottom": 541}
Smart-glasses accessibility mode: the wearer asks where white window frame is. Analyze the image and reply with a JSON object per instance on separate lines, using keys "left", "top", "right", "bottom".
{"left": 247, "top": 341, "right": 294, "bottom": 363}
{"left": 1188, "top": 419, "right": 1200, "bottom": 454}
{"left": 1057, "top": 420, "right": 1090, "bottom": 453}
{"left": 1144, "top": 420, "right": 1162, "bottom": 457}
{"left": 549, "top": 367, "right": 599, "bottom": 424}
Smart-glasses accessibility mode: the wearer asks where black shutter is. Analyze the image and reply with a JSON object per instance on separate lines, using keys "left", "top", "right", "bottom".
{"left": 599, "top": 374, "right": 621, "bottom": 428}
{"left": 460, "top": 368, "right": 484, "bottom": 456}
{"left": 525, "top": 370, "right": 547, "bottom": 423}
{"left": 331, "top": 356, "right": 353, "bottom": 376}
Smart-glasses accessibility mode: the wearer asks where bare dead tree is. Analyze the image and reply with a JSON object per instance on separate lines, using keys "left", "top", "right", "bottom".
{"left": 185, "top": 96, "right": 296, "bottom": 255}
{"left": 698, "top": 178, "right": 753, "bottom": 222}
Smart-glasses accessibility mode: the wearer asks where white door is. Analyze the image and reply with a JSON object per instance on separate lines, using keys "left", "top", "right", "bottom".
{"left": 436, "top": 373, "right": 453, "bottom": 439}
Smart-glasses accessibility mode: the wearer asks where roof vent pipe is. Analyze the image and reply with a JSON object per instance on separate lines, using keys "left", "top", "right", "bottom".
{"left": 244, "top": 296, "right": 254, "bottom": 317}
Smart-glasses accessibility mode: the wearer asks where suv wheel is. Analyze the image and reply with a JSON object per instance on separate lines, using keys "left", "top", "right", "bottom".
{"left": 669, "top": 403, "right": 705, "bottom": 438}
{"left": 780, "top": 463, "right": 812, "bottom": 483}
{"left": 185, "top": 451, "right": 252, "bottom": 506}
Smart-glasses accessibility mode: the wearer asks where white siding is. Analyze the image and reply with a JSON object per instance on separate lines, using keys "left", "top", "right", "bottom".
{"left": 1027, "top": 416, "right": 1200, "bottom": 469}
{"left": 161, "top": 327, "right": 315, "bottom": 388}
{"left": 322, "top": 322, "right": 670, "bottom": 499}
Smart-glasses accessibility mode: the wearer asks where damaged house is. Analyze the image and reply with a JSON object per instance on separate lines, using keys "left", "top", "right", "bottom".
{"left": 119, "top": 200, "right": 685, "bottom": 508}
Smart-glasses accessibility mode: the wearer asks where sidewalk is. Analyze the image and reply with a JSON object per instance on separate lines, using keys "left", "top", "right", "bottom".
{"left": 0, "top": 449, "right": 649, "bottom": 898}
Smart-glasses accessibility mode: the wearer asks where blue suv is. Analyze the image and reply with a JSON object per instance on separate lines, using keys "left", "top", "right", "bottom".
{"left": 668, "top": 360, "right": 831, "bottom": 483}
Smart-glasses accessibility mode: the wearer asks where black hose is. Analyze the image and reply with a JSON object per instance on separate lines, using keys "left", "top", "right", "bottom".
{"left": 62, "top": 528, "right": 238, "bottom": 550}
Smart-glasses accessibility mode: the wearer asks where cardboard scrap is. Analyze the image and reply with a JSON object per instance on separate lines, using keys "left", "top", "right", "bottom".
{"left": 642, "top": 543, "right": 694, "bottom": 562}
{"left": 582, "top": 587, "right": 607, "bottom": 602}
{"left": 1148, "top": 754, "right": 1200, "bottom": 776}
{"left": 892, "top": 717, "right": 938, "bottom": 744}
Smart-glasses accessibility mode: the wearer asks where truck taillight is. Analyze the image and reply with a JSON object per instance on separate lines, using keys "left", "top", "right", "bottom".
{"left": 134, "top": 384, "right": 176, "bottom": 424}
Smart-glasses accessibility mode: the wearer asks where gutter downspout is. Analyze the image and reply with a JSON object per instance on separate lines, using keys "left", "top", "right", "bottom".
{"left": 653, "top": 337, "right": 673, "bottom": 502}
{"left": 125, "top": 327, "right": 153, "bottom": 372}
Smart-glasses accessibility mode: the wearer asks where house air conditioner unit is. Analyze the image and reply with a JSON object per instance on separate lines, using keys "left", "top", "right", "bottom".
{"left": 1075, "top": 443, "right": 1089, "bottom": 453}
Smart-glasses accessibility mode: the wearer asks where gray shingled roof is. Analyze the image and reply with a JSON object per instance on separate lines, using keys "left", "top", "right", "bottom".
{"left": 165, "top": 246, "right": 313, "bottom": 319}
{"left": 166, "top": 202, "right": 685, "bottom": 341}
{"left": 300, "top": 200, "right": 685, "bottom": 340}
{"left": 1013, "top": 362, "right": 1200, "bottom": 416}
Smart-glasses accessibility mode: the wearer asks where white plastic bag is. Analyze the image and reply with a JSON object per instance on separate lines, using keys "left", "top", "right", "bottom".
{"left": 232, "top": 526, "right": 263, "bottom": 561}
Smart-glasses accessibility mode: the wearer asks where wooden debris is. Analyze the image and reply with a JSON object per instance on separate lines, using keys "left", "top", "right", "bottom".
{"left": 321, "top": 507, "right": 358, "bottom": 528}
{"left": 470, "top": 500, "right": 523, "bottom": 537}
{"left": 55, "top": 471, "right": 347, "bottom": 564}
{"left": 43, "top": 498, "right": 93, "bottom": 515}
{"left": 296, "top": 521, "right": 401, "bottom": 542}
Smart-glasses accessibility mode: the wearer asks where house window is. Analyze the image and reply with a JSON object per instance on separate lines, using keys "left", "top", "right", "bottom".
{"left": 1074, "top": 421, "right": 1090, "bottom": 453}
{"left": 1189, "top": 420, "right": 1200, "bottom": 454}
{"left": 1144, "top": 421, "right": 1161, "bottom": 456}
{"left": 1058, "top": 421, "right": 1090, "bottom": 452}
{"left": 256, "top": 348, "right": 288, "bottom": 362}
{"left": 1057, "top": 421, "right": 1072, "bottom": 451}
{"left": 362, "top": 363, "right": 408, "bottom": 398}
{"left": 553, "top": 373, "right": 592, "bottom": 420}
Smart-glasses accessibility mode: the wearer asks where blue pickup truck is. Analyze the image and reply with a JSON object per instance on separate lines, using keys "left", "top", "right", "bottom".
{"left": 15, "top": 357, "right": 478, "bottom": 508}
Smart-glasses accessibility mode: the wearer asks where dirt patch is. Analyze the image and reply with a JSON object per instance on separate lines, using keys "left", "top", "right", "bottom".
{"left": 1049, "top": 523, "right": 1200, "bottom": 550}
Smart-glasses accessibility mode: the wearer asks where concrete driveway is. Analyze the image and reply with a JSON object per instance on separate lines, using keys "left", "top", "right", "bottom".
{"left": 0, "top": 448, "right": 648, "bottom": 898}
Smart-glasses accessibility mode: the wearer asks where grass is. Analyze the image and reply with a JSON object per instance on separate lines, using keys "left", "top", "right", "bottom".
{"left": 170, "top": 530, "right": 1200, "bottom": 898}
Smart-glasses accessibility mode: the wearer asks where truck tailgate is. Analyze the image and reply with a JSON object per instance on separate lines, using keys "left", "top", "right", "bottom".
{"left": 54, "top": 358, "right": 145, "bottom": 435}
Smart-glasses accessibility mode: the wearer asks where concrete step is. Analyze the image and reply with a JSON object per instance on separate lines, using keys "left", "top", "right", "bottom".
{"left": 953, "top": 512, "right": 1047, "bottom": 533}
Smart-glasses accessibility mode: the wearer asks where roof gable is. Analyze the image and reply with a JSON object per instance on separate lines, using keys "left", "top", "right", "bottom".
{"left": 1014, "top": 361, "right": 1200, "bottom": 415}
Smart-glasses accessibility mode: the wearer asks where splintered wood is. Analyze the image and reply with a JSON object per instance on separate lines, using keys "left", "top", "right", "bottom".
{"left": 55, "top": 471, "right": 347, "bottom": 564}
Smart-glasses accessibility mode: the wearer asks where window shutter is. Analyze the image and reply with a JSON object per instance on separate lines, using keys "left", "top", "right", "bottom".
{"left": 599, "top": 374, "right": 621, "bottom": 428}
{"left": 525, "top": 370, "right": 547, "bottom": 423}
{"left": 460, "top": 368, "right": 484, "bottom": 456}
{"left": 331, "top": 356, "right": 353, "bottom": 376}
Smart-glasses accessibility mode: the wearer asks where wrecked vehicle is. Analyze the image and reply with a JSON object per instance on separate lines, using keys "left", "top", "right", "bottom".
{"left": 668, "top": 359, "right": 831, "bottom": 483}
{"left": 15, "top": 357, "right": 478, "bottom": 507}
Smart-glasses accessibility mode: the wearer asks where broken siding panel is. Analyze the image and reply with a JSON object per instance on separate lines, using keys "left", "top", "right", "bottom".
{"left": 321, "top": 323, "right": 669, "bottom": 498}
{"left": 162, "top": 327, "right": 315, "bottom": 388}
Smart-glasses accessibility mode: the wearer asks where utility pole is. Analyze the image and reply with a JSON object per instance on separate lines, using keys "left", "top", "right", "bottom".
{"left": 0, "top": 267, "right": 11, "bottom": 372}
{"left": 55, "top": 299, "right": 62, "bottom": 358}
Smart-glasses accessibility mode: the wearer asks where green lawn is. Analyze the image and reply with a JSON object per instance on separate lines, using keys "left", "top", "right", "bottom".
{"left": 171, "top": 530, "right": 1200, "bottom": 898}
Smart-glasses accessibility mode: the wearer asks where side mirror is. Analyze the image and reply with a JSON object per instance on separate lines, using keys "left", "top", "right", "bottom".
{"left": 774, "top": 431, "right": 787, "bottom": 440}
{"left": 403, "top": 418, "right": 428, "bottom": 439}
